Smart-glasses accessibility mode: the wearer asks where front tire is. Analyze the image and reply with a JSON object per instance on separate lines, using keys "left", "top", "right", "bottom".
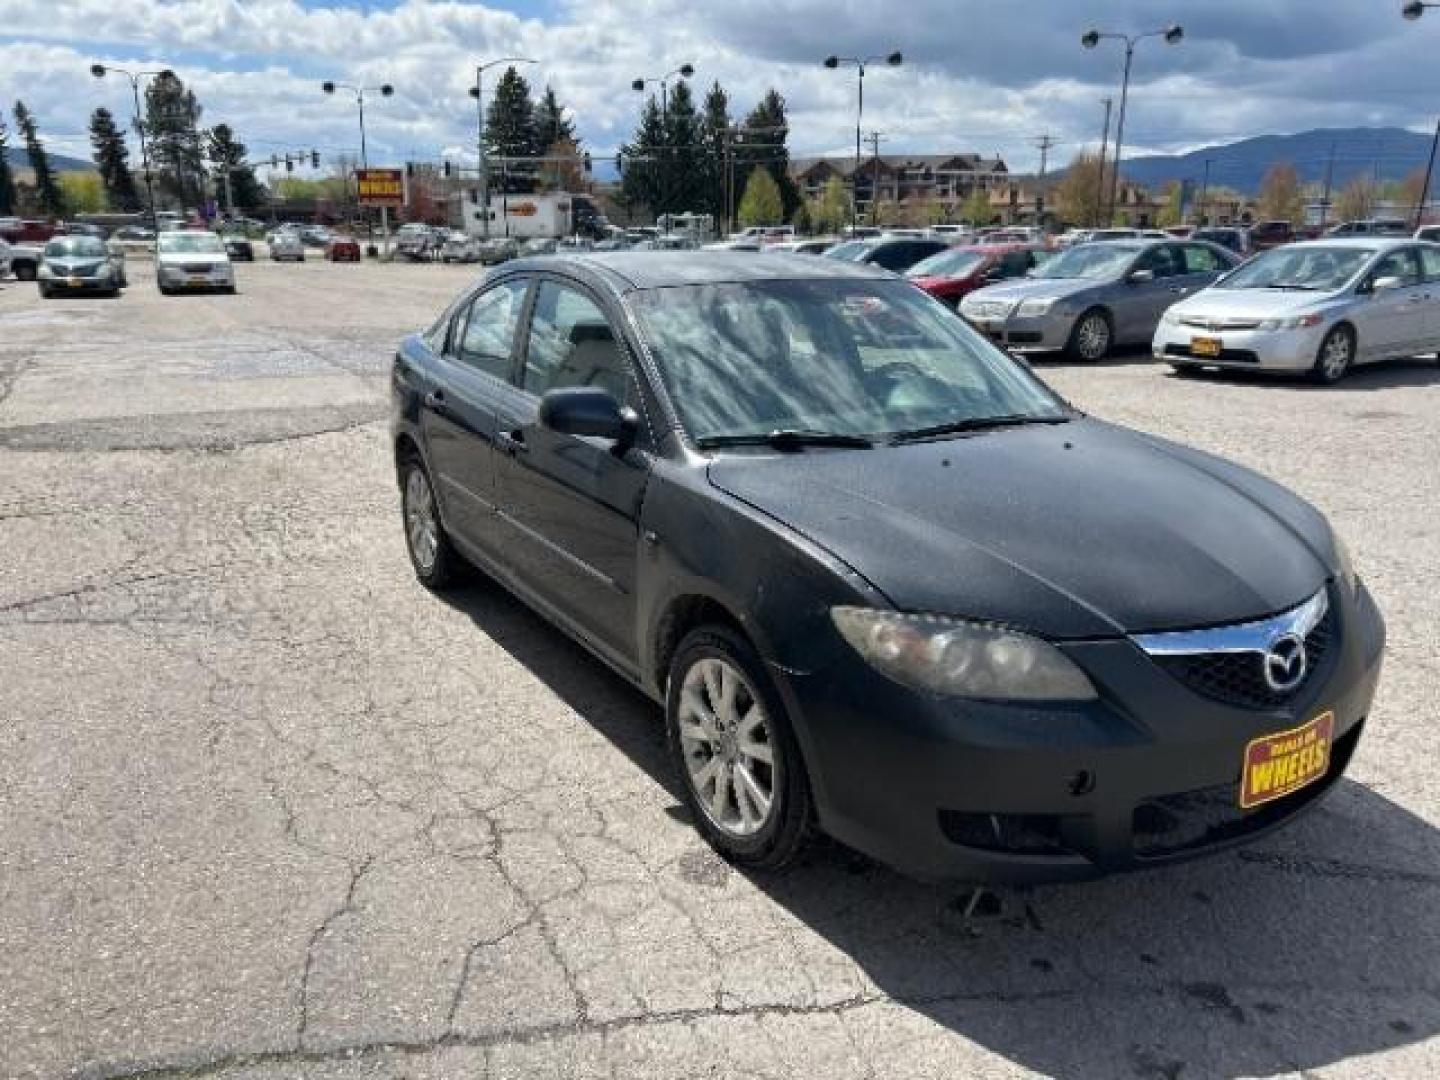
{"left": 666, "top": 626, "right": 813, "bottom": 871}
{"left": 400, "top": 454, "right": 462, "bottom": 590}
{"left": 1066, "top": 308, "right": 1113, "bottom": 361}
{"left": 1312, "top": 326, "right": 1354, "bottom": 384}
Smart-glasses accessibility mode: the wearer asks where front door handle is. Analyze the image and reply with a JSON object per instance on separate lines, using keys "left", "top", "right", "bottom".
{"left": 497, "top": 427, "right": 528, "bottom": 455}
{"left": 424, "top": 389, "right": 447, "bottom": 414}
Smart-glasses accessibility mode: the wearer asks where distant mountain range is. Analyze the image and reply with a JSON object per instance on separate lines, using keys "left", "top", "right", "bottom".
{"left": 1114, "top": 127, "right": 1435, "bottom": 194}
{"left": 4, "top": 146, "right": 94, "bottom": 173}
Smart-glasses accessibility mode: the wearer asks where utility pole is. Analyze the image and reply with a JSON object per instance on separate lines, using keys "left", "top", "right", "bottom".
{"left": 1320, "top": 141, "right": 1336, "bottom": 231}
{"left": 1033, "top": 134, "right": 1056, "bottom": 228}
{"left": 1197, "top": 157, "right": 1211, "bottom": 227}
{"left": 1094, "top": 97, "right": 1113, "bottom": 228}
{"left": 864, "top": 130, "right": 885, "bottom": 225}
{"left": 1416, "top": 118, "right": 1440, "bottom": 228}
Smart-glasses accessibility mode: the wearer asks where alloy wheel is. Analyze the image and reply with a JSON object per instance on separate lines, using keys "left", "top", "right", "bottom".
{"left": 404, "top": 466, "right": 440, "bottom": 574}
{"left": 1076, "top": 313, "right": 1110, "bottom": 360}
{"left": 1320, "top": 330, "right": 1352, "bottom": 382}
{"left": 677, "top": 657, "right": 776, "bottom": 837}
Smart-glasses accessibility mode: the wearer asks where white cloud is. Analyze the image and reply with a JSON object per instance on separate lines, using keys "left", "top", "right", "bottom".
{"left": 1, "top": 0, "right": 1436, "bottom": 177}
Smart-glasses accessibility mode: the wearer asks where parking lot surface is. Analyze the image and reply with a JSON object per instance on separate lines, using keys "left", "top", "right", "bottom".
{"left": 2, "top": 260, "right": 1438, "bottom": 1079}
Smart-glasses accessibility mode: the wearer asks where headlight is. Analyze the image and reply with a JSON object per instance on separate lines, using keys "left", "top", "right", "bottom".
{"left": 1016, "top": 297, "right": 1056, "bottom": 318}
{"left": 831, "top": 607, "right": 1096, "bottom": 701}
{"left": 1161, "top": 308, "right": 1183, "bottom": 326}
{"left": 1256, "top": 313, "right": 1325, "bottom": 331}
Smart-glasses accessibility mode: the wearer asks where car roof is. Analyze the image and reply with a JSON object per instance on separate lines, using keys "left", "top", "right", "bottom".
{"left": 501, "top": 251, "right": 895, "bottom": 291}
{"left": 1290, "top": 237, "right": 1413, "bottom": 250}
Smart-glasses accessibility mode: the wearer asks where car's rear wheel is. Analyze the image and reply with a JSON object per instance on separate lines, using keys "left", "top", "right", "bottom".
{"left": 666, "top": 626, "right": 812, "bottom": 870}
{"left": 1312, "top": 326, "right": 1354, "bottom": 384}
{"left": 1067, "top": 308, "right": 1112, "bottom": 361}
{"left": 400, "top": 454, "right": 462, "bottom": 590}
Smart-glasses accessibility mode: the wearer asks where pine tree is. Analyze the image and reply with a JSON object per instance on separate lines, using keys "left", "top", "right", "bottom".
{"left": 14, "top": 101, "right": 65, "bottom": 217}
{"left": 206, "top": 124, "right": 264, "bottom": 212}
{"left": 738, "top": 89, "right": 800, "bottom": 221}
{"left": 485, "top": 67, "right": 540, "bottom": 193}
{"left": 89, "top": 107, "right": 140, "bottom": 211}
{"left": 144, "top": 72, "right": 206, "bottom": 208}
{"left": 0, "top": 114, "right": 16, "bottom": 216}
{"left": 535, "top": 85, "right": 577, "bottom": 151}
{"left": 699, "top": 82, "right": 731, "bottom": 227}
{"left": 660, "top": 79, "right": 702, "bottom": 216}
{"left": 620, "top": 96, "right": 666, "bottom": 218}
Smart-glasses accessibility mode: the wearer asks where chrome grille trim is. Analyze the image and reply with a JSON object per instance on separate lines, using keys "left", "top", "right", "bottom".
{"left": 1132, "top": 589, "right": 1329, "bottom": 657}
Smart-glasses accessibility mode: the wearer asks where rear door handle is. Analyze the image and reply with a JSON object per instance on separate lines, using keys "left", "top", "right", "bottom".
{"left": 497, "top": 427, "right": 527, "bottom": 455}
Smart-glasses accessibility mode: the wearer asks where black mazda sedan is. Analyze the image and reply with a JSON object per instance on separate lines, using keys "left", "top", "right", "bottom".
{"left": 391, "top": 253, "right": 1385, "bottom": 883}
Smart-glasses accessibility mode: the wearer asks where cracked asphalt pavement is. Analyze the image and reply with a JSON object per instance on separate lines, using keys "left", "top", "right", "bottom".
{"left": 2, "top": 259, "right": 1438, "bottom": 1079}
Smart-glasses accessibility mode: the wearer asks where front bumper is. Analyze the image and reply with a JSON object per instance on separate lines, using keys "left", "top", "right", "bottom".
{"left": 961, "top": 305, "right": 1076, "bottom": 351}
{"left": 42, "top": 274, "right": 116, "bottom": 292}
{"left": 1152, "top": 321, "right": 1327, "bottom": 372}
{"left": 159, "top": 266, "right": 234, "bottom": 289}
{"left": 780, "top": 581, "right": 1385, "bottom": 884}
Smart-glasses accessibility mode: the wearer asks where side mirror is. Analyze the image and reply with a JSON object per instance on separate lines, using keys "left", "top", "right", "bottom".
{"left": 1127, "top": 268, "right": 1155, "bottom": 284}
{"left": 538, "top": 386, "right": 638, "bottom": 444}
{"left": 1372, "top": 275, "right": 1405, "bottom": 293}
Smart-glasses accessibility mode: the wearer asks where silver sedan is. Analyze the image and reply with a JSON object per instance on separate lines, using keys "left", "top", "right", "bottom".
{"left": 959, "top": 240, "right": 1238, "bottom": 360}
{"left": 1153, "top": 238, "right": 1440, "bottom": 384}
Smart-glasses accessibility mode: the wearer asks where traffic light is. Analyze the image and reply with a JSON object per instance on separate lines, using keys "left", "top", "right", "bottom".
{"left": 443, "top": 161, "right": 452, "bottom": 178}
{"left": 311, "top": 150, "right": 320, "bottom": 169}
{"left": 406, "top": 162, "right": 414, "bottom": 178}
{"left": 285, "top": 155, "right": 294, "bottom": 173}
{"left": 583, "top": 153, "right": 592, "bottom": 174}
{"left": 615, "top": 151, "right": 624, "bottom": 176}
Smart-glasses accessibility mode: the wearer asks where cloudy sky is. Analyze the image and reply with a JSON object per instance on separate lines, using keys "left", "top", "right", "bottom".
{"left": 0, "top": 0, "right": 1436, "bottom": 179}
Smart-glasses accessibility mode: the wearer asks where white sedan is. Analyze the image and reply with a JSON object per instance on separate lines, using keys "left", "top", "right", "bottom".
{"left": 155, "top": 230, "right": 236, "bottom": 295}
{"left": 1153, "top": 237, "right": 1440, "bottom": 383}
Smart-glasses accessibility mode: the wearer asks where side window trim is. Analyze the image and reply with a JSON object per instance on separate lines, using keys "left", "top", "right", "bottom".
{"left": 452, "top": 275, "right": 531, "bottom": 380}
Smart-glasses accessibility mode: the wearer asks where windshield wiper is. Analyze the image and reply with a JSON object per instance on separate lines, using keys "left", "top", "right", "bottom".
{"left": 889, "top": 414, "right": 1071, "bottom": 443}
{"left": 1261, "top": 283, "right": 1324, "bottom": 291}
{"left": 696, "top": 429, "right": 876, "bottom": 451}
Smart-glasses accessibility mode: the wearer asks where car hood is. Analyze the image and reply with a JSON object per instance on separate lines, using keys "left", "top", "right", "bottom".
{"left": 44, "top": 255, "right": 108, "bottom": 271}
{"left": 706, "top": 418, "right": 1333, "bottom": 639}
{"left": 963, "top": 277, "right": 1099, "bottom": 304}
{"left": 1172, "top": 287, "right": 1339, "bottom": 320}
{"left": 157, "top": 252, "right": 228, "bottom": 266}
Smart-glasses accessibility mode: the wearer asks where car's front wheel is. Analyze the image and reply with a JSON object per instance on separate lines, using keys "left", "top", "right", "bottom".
{"left": 1067, "top": 308, "right": 1112, "bottom": 361}
{"left": 1312, "top": 326, "right": 1354, "bottom": 384}
{"left": 666, "top": 626, "right": 812, "bottom": 870}
{"left": 400, "top": 454, "right": 462, "bottom": 589}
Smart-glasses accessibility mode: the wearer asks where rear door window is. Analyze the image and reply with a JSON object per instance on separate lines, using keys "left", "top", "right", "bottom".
{"left": 453, "top": 278, "right": 529, "bottom": 378}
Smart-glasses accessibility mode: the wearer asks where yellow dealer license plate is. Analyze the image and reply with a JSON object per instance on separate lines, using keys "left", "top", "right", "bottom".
{"left": 1191, "top": 336, "right": 1223, "bottom": 358}
{"left": 1240, "top": 711, "right": 1334, "bottom": 809}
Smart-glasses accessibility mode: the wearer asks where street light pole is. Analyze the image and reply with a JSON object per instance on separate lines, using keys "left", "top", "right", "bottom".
{"left": 1082, "top": 25, "right": 1183, "bottom": 224}
{"left": 1402, "top": 2, "right": 1440, "bottom": 226}
{"left": 322, "top": 80, "right": 394, "bottom": 246}
{"left": 469, "top": 57, "right": 537, "bottom": 239}
{"left": 90, "top": 63, "right": 173, "bottom": 232}
{"left": 823, "top": 51, "right": 902, "bottom": 229}
{"left": 632, "top": 64, "right": 695, "bottom": 224}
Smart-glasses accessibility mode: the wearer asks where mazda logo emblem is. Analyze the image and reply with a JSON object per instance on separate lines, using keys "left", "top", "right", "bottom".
{"left": 1263, "top": 633, "right": 1308, "bottom": 694}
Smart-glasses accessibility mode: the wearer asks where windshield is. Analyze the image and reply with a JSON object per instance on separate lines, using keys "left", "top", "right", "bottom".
{"left": 157, "top": 232, "right": 225, "bottom": 254}
{"left": 626, "top": 279, "right": 1067, "bottom": 443}
{"left": 1033, "top": 243, "right": 1139, "bottom": 280}
{"left": 906, "top": 249, "right": 987, "bottom": 279}
{"left": 44, "top": 237, "right": 107, "bottom": 257}
{"left": 1217, "top": 245, "right": 1373, "bottom": 291}
{"left": 824, "top": 240, "right": 877, "bottom": 262}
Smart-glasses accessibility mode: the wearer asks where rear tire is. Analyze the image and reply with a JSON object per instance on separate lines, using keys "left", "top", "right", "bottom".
{"left": 1066, "top": 308, "right": 1113, "bottom": 361}
{"left": 1312, "top": 326, "right": 1354, "bottom": 384}
{"left": 666, "top": 625, "right": 813, "bottom": 871}
{"left": 399, "top": 453, "right": 463, "bottom": 590}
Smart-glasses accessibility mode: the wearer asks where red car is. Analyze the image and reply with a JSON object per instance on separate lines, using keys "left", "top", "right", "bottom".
{"left": 906, "top": 244, "right": 1049, "bottom": 306}
{"left": 326, "top": 236, "right": 362, "bottom": 262}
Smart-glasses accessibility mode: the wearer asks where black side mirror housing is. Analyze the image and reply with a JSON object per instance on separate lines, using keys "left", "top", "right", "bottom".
{"left": 538, "top": 386, "right": 638, "bottom": 444}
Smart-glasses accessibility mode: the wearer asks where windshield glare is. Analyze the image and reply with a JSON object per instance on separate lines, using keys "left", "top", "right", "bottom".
{"left": 824, "top": 240, "right": 876, "bottom": 262}
{"left": 627, "top": 280, "right": 1067, "bottom": 443}
{"left": 1217, "top": 246, "right": 1373, "bottom": 291}
{"left": 1034, "top": 243, "right": 1139, "bottom": 280}
{"left": 45, "top": 237, "right": 107, "bottom": 257}
{"left": 158, "top": 232, "right": 225, "bottom": 254}
{"left": 907, "top": 249, "right": 986, "bottom": 279}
